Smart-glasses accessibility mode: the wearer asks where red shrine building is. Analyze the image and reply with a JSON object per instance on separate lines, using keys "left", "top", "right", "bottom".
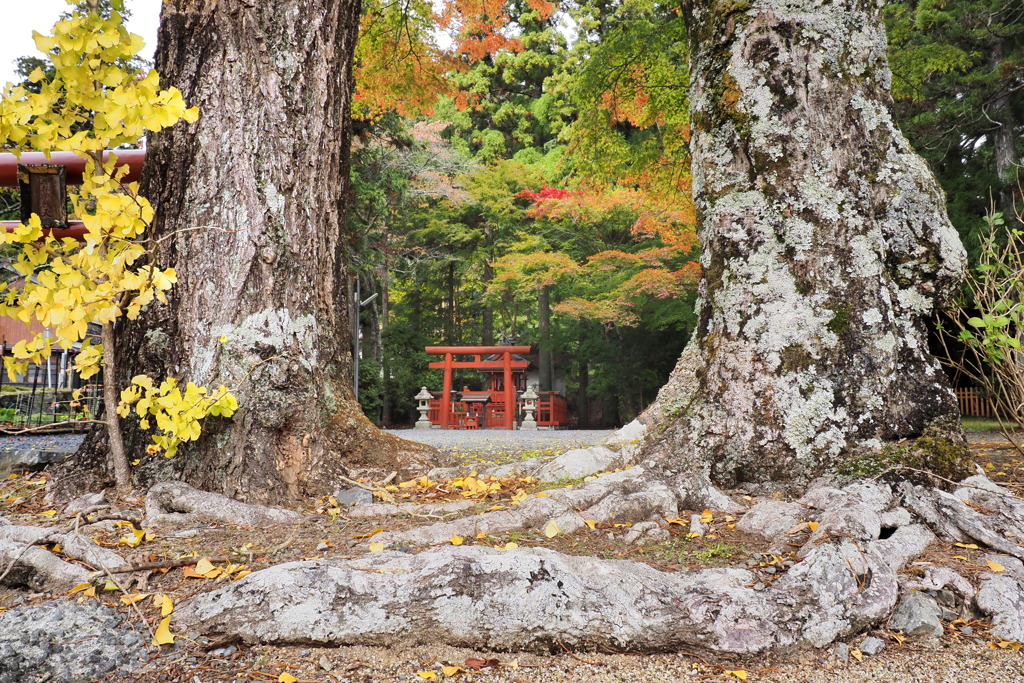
{"left": 420, "top": 345, "right": 568, "bottom": 430}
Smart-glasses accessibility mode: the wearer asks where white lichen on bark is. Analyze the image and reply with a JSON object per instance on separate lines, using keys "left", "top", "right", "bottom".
{"left": 646, "top": 0, "right": 968, "bottom": 489}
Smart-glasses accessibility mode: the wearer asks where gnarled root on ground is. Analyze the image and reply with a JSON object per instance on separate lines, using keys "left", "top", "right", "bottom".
{"left": 175, "top": 469, "right": 1024, "bottom": 653}
{"left": 0, "top": 514, "right": 130, "bottom": 592}
{"left": 144, "top": 481, "right": 305, "bottom": 528}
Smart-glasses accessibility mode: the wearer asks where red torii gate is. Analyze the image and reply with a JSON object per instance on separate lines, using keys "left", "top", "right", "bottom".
{"left": 426, "top": 345, "right": 531, "bottom": 430}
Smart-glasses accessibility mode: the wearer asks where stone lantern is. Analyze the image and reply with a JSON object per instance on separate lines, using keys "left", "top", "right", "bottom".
{"left": 520, "top": 385, "right": 538, "bottom": 430}
{"left": 414, "top": 387, "right": 434, "bottom": 428}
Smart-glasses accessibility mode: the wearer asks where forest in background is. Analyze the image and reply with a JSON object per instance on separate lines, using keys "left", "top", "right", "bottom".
{"left": 4, "top": 0, "right": 1022, "bottom": 429}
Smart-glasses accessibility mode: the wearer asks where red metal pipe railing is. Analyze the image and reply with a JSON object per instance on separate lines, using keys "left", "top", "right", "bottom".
{"left": 0, "top": 149, "right": 145, "bottom": 186}
{"left": 0, "top": 221, "right": 89, "bottom": 238}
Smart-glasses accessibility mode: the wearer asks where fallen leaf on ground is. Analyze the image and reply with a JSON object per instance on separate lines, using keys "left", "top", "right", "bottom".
{"left": 442, "top": 665, "right": 464, "bottom": 676}
{"left": 120, "top": 593, "right": 150, "bottom": 606}
{"left": 544, "top": 520, "right": 560, "bottom": 538}
{"left": 416, "top": 672, "right": 437, "bottom": 679}
{"left": 464, "top": 658, "right": 500, "bottom": 670}
{"left": 986, "top": 559, "right": 1006, "bottom": 572}
{"left": 161, "top": 594, "right": 174, "bottom": 616}
{"left": 700, "top": 509, "right": 713, "bottom": 524}
{"left": 278, "top": 674, "right": 298, "bottom": 683}
{"left": 450, "top": 535, "right": 464, "bottom": 546}
{"left": 369, "top": 542, "right": 385, "bottom": 552}
{"left": 725, "top": 670, "right": 747, "bottom": 681}
{"left": 954, "top": 543, "right": 980, "bottom": 550}
{"left": 807, "top": 521, "right": 820, "bottom": 531}
{"left": 851, "top": 648, "right": 863, "bottom": 662}
{"left": 153, "top": 617, "right": 174, "bottom": 646}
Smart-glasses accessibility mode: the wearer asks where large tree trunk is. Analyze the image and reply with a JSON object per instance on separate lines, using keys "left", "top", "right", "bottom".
{"left": 643, "top": 0, "right": 972, "bottom": 491}
{"left": 537, "top": 286, "right": 553, "bottom": 392}
{"left": 71, "top": 0, "right": 432, "bottom": 502}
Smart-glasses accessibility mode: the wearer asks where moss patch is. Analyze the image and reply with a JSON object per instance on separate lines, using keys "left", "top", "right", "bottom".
{"left": 838, "top": 420, "right": 973, "bottom": 483}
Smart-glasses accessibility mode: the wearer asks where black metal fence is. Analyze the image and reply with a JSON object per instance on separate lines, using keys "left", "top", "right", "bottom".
{"left": 0, "top": 370, "right": 102, "bottom": 433}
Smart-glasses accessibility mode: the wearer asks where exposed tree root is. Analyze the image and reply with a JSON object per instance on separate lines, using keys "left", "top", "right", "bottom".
{"left": 173, "top": 471, "right": 1024, "bottom": 653}
{"left": 177, "top": 540, "right": 897, "bottom": 654}
{"left": 372, "top": 467, "right": 681, "bottom": 548}
{"left": 144, "top": 481, "right": 305, "bottom": 527}
{"left": 427, "top": 420, "right": 648, "bottom": 483}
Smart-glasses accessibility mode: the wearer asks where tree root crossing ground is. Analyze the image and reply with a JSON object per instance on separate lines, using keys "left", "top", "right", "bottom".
{"left": 1, "top": 428, "right": 1024, "bottom": 681}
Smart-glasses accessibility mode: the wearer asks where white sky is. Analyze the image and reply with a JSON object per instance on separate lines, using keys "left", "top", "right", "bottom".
{"left": 0, "top": 0, "right": 161, "bottom": 87}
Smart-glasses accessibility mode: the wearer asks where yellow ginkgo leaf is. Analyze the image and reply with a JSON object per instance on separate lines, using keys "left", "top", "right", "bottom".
{"left": 584, "top": 520, "right": 597, "bottom": 530}
{"left": 954, "top": 543, "right": 980, "bottom": 550}
{"left": 450, "top": 535, "right": 464, "bottom": 546}
{"left": 725, "top": 671, "right": 747, "bottom": 681}
{"left": 161, "top": 594, "right": 174, "bottom": 616}
{"left": 544, "top": 520, "right": 560, "bottom": 538}
{"left": 807, "top": 521, "right": 820, "bottom": 531}
{"left": 38, "top": 509, "right": 58, "bottom": 518}
{"left": 120, "top": 593, "right": 150, "bottom": 606}
{"left": 416, "top": 672, "right": 437, "bottom": 679}
{"left": 194, "top": 557, "right": 216, "bottom": 576}
{"left": 278, "top": 674, "right": 298, "bottom": 683}
{"left": 503, "top": 542, "right": 519, "bottom": 550}
{"left": 442, "top": 666, "right": 464, "bottom": 676}
{"left": 153, "top": 616, "right": 175, "bottom": 646}
{"left": 700, "top": 509, "right": 713, "bottom": 524}
{"left": 851, "top": 648, "right": 863, "bottom": 662}
{"left": 987, "top": 559, "right": 1006, "bottom": 572}
{"left": 369, "top": 542, "right": 385, "bottom": 552}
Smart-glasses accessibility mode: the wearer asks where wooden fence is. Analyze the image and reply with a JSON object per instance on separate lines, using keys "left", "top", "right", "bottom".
{"left": 956, "top": 387, "right": 995, "bottom": 418}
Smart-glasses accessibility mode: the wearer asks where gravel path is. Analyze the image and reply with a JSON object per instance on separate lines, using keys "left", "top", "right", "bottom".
{"left": 387, "top": 428, "right": 615, "bottom": 466}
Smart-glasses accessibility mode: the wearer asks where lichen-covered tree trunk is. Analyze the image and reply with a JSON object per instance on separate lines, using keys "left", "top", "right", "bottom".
{"left": 74, "top": 0, "right": 430, "bottom": 502}
{"left": 645, "top": 0, "right": 972, "bottom": 491}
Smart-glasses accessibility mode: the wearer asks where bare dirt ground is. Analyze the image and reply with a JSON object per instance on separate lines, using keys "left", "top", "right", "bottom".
{"left": 1, "top": 429, "right": 1023, "bottom": 682}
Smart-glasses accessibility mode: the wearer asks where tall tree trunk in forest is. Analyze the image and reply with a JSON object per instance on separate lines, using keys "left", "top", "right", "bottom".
{"left": 989, "top": 39, "right": 1021, "bottom": 228}
{"left": 643, "top": 0, "right": 972, "bottom": 491}
{"left": 537, "top": 286, "right": 552, "bottom": 392}
{"left": 482, "top": 225, "right": 495, "bottom": 346}
{"left": 73, "top": 0, "right": 430, "bottom": 502}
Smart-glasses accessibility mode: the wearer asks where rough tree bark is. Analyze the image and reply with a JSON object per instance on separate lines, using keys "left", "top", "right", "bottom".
{"left": 70, "top": 0, "right": 432, "bottom": 502}
{"left": 642, "top": 0, "right": 973, "bottom": 492}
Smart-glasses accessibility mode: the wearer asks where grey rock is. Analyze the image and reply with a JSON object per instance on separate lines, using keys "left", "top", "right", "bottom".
{"left": 859, "top": 636, "right": 885, "bottom": 655}
{"left": 736, "top": 500, "right": 806, "bottom": 540}
{"left": 889, "top": 591, "right": 943, "bottom": 638}
{"left": 832, "top": 642, "right": 849, "bottom": 663}
{"left": 976, "top": 574, "right": 1024, "bottom": 642}
{"left": 333, "top": 486, "right": 374, "bottom": 506}
{"left": 0, "top": 600, "right": 146, "bottom": 683}
{"left": 316, "top": 542, "right": 329, "bottom": 551}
